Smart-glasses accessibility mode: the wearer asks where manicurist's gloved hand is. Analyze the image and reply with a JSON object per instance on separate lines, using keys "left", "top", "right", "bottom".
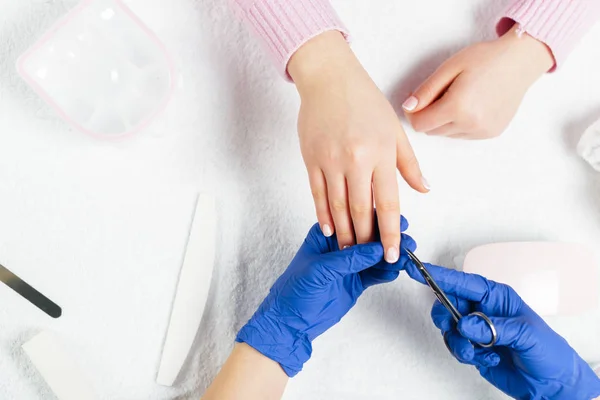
{"left": 236, "top": 217, "right": 416, "bottom": 377}
{"left": 405, "top": 263, "right": 600, "bottom": 400}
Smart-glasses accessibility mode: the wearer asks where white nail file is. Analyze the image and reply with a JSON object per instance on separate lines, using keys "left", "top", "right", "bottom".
{"left": 156, "top": 194, "right": 217, "bottom": 386}
{"left": 23, "top": 331, "right": 96, "bottom": 400}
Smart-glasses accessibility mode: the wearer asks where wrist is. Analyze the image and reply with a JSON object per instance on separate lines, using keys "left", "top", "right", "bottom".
{"left": 236, "top": 313, "right": 312, "bottom": 377}
{"left": 288, "top": 30, "right": 363, "bottom": 96}
{"left": 499, "top": 24, "right": 555, "bottom": 78}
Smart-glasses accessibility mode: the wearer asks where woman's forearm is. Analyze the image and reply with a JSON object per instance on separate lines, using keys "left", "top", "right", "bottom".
{"left": 202, "top": 343, "right": 288, "bottom": 400}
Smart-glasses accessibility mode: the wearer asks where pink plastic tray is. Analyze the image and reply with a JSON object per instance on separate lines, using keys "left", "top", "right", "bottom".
{"left": 17, "top": 0, "right": 175, "bottom": 139}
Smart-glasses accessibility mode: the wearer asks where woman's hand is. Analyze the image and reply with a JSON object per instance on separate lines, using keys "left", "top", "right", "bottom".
{"left": 289, "top": 32, "right": 429, "bottom": 263}
{"left": 403, "top": 25, "right": 554, "bottom": 139}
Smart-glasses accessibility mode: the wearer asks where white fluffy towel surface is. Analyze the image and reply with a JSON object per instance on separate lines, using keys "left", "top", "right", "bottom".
{"left": 1, "top": 1, "right": 600, "bottom": 399}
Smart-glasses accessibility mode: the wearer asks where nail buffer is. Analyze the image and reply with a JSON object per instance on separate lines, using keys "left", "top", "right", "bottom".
{"left": 156, "top": 193, "right": 217, "bottom": 386}
{"left": 0, "top": 263, "right": 62, "bottom": 318}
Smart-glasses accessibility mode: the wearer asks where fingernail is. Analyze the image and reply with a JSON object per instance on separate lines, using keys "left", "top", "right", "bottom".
{"left": 421, "top": 176, "right": 431, "bottom": 191}
{"left": 402, "top": 95, "right": 418, "bottom": 111}
{"left": 385, "top": 247, "right": 399, "bottom": 263}
{"left": 322, "top": 224, "right": 333, "bottom": 237}
{"left": 343, "top": 245, "right": 350, "bottom": 250}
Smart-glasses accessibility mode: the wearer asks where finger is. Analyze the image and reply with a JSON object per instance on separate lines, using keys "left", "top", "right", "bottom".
{"left": 372, "top": 214, "right": 411, "bottom": 239}
{"left": 405, "top": 262, "right": 491, "bottom": 303}
{"left": 347, "top": 171, "right": 375, "bottom": 244}
{"left": 308, "top": 169, "right": 334, "bottom": 237}
{"left": 458, "top": 315, "right": 533, "bottom": 352}
{"left": 372, "top": 233, "right": 416, "bottom": 271}
{"left": 326, "top": 174, "right": 355, "bottom": 249}
{"left": 317, "top": 242, "right": 384, "bottom": 282}
{"left": 402, "top": 61, "right": 462, "bottom": 113}
{"left": 395, "top": 129, "right": 430, "bottom": 193}
{"left": 303, "top": 223, "right": 334, "bottom": 254}
{"left": 444, "top": 330, "right": 475, "bottom": 364}
{"left": 359, "top": 269, "right": 400, "bottom": 289}
{"left": 430, "top": 296, "right": 471, "bottom": 332}
{"left": 373, "top": 166, "right": 401, "bottom": 263}
{"left": 408, "top": 98, "right": 454, "bottom": 133}
{"left": 443, "top": 330, "right": 500, "bottom": 368}
{"left": 431, "top": 300, "right": 454, "bottom": 332}
{"left": 425, "top": 122, "right": 457, "bottom": 136}
{"left": 400, "top": 232, "right": 417, "bottom": 254}
{"left": 400, "top": 215, "right": 409, "bottom": 232}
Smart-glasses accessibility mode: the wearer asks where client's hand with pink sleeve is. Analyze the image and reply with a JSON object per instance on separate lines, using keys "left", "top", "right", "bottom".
{"left": 402, "top": 25, "right": 554, "bottom": 140}
{"left": 289, "top": 31, "right": 429, "bottom": 263}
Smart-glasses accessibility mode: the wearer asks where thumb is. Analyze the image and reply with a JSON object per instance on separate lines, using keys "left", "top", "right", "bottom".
{"left": 318, "top": 243, "right": 385, "bottom": 281}
{"left": 402, "top": 61, "right": 461, "bottom": 113}
{"left": 458, "top": 315, "right": 533, "bottom": 351}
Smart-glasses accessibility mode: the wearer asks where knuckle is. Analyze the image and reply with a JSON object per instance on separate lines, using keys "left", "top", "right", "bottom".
{"left": 311, "top": 187, "right": 327, "bottom": 202}
{"left": 419, "top": 82, "right": 436, "bottom": 102}
{"left": 336, "top": 230, "right": 353, "bottom": 240}
{"left": 376, "top": 200, "right": 400, "bottom": 213}
{"left": 402, "top": 153, "right": 419, "bottom": 170}
{"left": 344, "top": 144, "right": 369, "bottom": 164}
{"left": 350, "top": 202, "right": 372, "bottom": 216}
{"left": 381, "top": 231, "right": 401, "bottom": 242}
{"left": 324, "top": 150, "right": 339, "bottom": 163}
{"left": 331, "top": 199, "right": 348, "bottom": 212}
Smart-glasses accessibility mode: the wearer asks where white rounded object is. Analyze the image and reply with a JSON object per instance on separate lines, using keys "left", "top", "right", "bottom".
{"left": 578, "top": 118, "right": 600, "bottom": 172}
{"left": 17, "top": 0, "right": 175, "bottom": 138}
{"left": 156, "top": 194, "right": 217, "bottom": 386}
{"left": 463, "top": 242, "right": 598, "bottom": 317}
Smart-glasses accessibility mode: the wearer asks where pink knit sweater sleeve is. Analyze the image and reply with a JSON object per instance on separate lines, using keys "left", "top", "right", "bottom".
{"left": 231, "top": 1, "right": 600, "bottom": 79}
{"left": 498, "top": 0, "right": 600, "bottom": 69}
{"left": 230, "top": 0, "right": 349, "bottom": 80}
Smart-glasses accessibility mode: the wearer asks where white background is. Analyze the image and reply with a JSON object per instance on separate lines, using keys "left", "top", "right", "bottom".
{"left": 0, "top": 0, "right": 599, "bottom": 399}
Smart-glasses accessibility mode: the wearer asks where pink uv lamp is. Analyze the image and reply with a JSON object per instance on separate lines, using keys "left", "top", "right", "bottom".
{"left": 17, "top": 0, "right": 175, "bottom": 139}
{"left": 463, "top": 242, "right": 599, "bottom": 317}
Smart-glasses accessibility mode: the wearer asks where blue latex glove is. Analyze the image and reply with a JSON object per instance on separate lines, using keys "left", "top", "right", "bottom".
{"left": 236, "top": 217, "right": 416, "bottom": 377}
{"left": 405, "top": 262, "right": 600, "bottom": 400}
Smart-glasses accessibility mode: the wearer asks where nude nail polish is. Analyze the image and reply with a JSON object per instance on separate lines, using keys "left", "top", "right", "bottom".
{"left": 322, "top": 224, "right": 333, "bottom": 237}
{"left": 422, "top": 177, "right": 431, "bottom": 191}
{"left": 386, "top": 247, "right": 399, "bottom": 263}
{"left": 402, "top": 96, "right": 418, "bottom": 111}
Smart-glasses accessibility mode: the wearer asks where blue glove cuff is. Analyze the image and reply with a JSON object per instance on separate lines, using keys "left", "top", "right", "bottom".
{"left": 236, "top": 314, "right": 312, "bottom": 377}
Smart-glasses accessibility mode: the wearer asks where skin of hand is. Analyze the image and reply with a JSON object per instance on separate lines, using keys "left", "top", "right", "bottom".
{"left": 288, "top": 31, "right": 429, "bottom": 263}
{"left": 403, "top": 25, "right": 555, "bottom": 139}
{"left": 235, "top": 217, "right": 416, "bottom": 378}
{"left": 404, "top": 262, "right": 600, "bottom": 400}
{"left": 201, "top": 343, "right": 288, "bottom": 400}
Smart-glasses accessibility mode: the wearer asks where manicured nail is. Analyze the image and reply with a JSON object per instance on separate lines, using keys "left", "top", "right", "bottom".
{"left": 402, "top": 95, "right": 418, "bottom": 111}
{"left": 322, "top": 224, "right": 333, "bottom": 237}
{"left": 422, "top": 176, "right": 431, "bottom": 191}
{"left": 385, "top": 247, "right": 399, "bottom": 263}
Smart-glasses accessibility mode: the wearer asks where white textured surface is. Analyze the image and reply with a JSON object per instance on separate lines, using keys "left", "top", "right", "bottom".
{"left": 0, "top": 0, "right": 600, "bottom": 399}
{"left": 23, "top": 331, "right": 96, "bottom": 400}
